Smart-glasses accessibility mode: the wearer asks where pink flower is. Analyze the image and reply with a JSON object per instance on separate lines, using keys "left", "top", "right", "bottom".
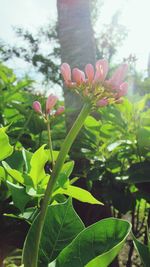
{"left": 33, "top": 101, "right": 42, "bottom": 114}
{"left": 46, "top": 94, "right": 58, "bottom": 114}
{"left": 55, "top": 106, "right": 65, "bottom": 116}
{"left": 108, "top": 64, "right": 128, "bottom": 88}
{"left": 61, "top": 59, "right": 128, "bottom": 107}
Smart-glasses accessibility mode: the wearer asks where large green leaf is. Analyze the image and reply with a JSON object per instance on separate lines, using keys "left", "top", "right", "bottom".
{"left": 56, "top": 218, "right": 131, "bottom": 267}
{"left": 0, "top": 129, "right": 13, "bottom": 160}
{"left": 22, "top": 199, "right": 84, "bottom": 267}
{"left": 29, "top": 145, "right": 49, "bottom": 186}
{"left": 54, "top": 185, "right": 103, "bottom": 205}
{"left": 133, "top": 235, "right": 150, "bottom": 267}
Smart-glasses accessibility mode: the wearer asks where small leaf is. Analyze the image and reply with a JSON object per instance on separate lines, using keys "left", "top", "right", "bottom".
{"left": 84, "top": 116, "right": 101, "bottom": 129}
{"left": 56, "top": 218, "right": 131, "bottom": 267}
{"left": 22, "top": 199, "right": 84, "bottom": 267}
{"left": 29, "top": 145, "right": 49, "bottom": 186}
{"left": 45, "top": 150, "right": 60, "bottom": 162}
{"left": 137, "top": 127, "right": 150, "bottom": 152}
{"left": 0, "top": 166, "right": 6, "bottom": 181}
{"left": 2, "top": 161, "right": 24, "bottom": 184}
{"left": 6, "top": 149, "right": 32, "bottom": 173}
{"left": 54, "top": 185, "right": 103, "bottom": 205}
{"left": 49, "top": 260, "right": 56, "bottom": 267}
{"left": 133, "top": 234, "right": 150, "bottom": 267}
{"left": 58, "top": 161, "right": 74, "bottom": 188}
{"left": 7, "top": 181, "right": 31, "bottom": 212}
{"left": 0, "top": 130, "right": 13, "bottom": 160}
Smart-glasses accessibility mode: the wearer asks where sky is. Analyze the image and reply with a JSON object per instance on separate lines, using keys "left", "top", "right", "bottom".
{"left": 0, "top": 0, "right": 57, "bottom": 40}
{"left": 0, "top": 0, "right": 150, "bottom": 82}
{"left": 95, "top": 0, "right": 150, "bottom": 72}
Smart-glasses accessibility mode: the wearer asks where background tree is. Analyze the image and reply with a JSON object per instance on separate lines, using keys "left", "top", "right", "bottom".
{"left": 0, "top": 24, "right": 61, "bottom": 88}
{"left": 95, "top": 11, "right": 128, "bottom": 62}
{"left": 57, "top": 0, "right": 96, "bottom": 125}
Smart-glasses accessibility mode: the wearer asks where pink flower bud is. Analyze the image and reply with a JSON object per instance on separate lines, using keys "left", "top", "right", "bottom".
{"left": 72, "top": 68, "right": 85, "bottom": 85}
{"left": 97, "top": 98, "right": 108, "bottom": 107}
{"left": 55, "top": 106, "right": 65, "bottom": 116}
{"left": 85, "top": 64, "right": 95, "bottom": 82}
{"left": 118, "top": 82, "right": 128, "bottom": 97}
{"left": 61, "top": 63, "right": 71, "bottom": 83}
{"left": 109, "top": 64, "right": 128, "bottom": 88}
{"left": 95, "top": 59, "right": 108, "bottom": 81}
{"left": 46, "top": 94, "right": 58, "bottom": 114}
{"left": 32, "top": 101, "right": 42, "bottom": 114}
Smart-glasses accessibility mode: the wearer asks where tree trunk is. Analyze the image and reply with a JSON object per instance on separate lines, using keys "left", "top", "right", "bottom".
{"left": 57, "top": 0, "right": 96, "bottom": 126}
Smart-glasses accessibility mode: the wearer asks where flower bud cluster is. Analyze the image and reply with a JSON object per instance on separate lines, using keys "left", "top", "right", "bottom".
{"left": 32, "top": 94, "right": 64, "bottom": 117}
{"left": 61, "top": 59, "right": 128, "bottom": 108}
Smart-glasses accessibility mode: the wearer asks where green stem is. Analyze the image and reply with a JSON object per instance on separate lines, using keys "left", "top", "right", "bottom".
{"left": 30, "top": 102, "right": 91, "bottom": 267}
{"left": 46, "top": 115, "right": 54, "bottom": 168}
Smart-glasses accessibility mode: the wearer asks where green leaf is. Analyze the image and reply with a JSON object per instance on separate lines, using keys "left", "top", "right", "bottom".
{"left": 140, "top": 109, "right": 150, "bottom": 127}
{"left": 100, "top": 124, "right": 118, "bottom": 138}
{"left": 6, "top": 149, "right": 32, "bottom": 173}
{"left": 54, "top": 185, "right": 103, "bottom": 205}
{"left": 22, "top": 149, "right": 33, "bottom": 173}
{"left": 0, "top": 129, "right": 13, "bottom": 160}
{"left": 84, "top": 116, "right": 101, "bottom": 129}
{"left": 45, "top": 150, "right": 60, "bottom": 163}
{"left": 29, "top": 145, "right": 49, "bottom": 186}
{"left": 10, "top": 101, "right": 28, "bottom": 116}
{"left": 58, "top": 161, "right": 74, "bottom": 188}
{"left": 22, "top": 199, "right": 84, "bottom": 267}
{"left": 137, "top": 127, "right": 150, "bottom": 152}
{"left": 0, "top": 166, "right": 6, "bottom": 181}
{"left": 133, "top": 234, "right": 150, "bottom": 267}
{"left": 7, "top": 181, "right": 31, "bottom": 212}
{"left": 56, "top": 218, "right": 131, "bottom": 267}
{"left": 2, "top": 161, "right": 24, "bottom": 184}
{"left": 134, "top": 94, "right": 149, "bottom": 113}
{"left": 49, "top": 261, "right": 56, "bottom": 267}
{"left": 116, "top": 98, "right": 133, "bottom": 121}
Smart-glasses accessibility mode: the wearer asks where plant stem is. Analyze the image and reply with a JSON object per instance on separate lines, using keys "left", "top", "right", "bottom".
{"left": 30, "top": 102, "right": 91, "bottom": 267}
{"left": 46, "top": 115, "right": 54, "bottom": 168}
